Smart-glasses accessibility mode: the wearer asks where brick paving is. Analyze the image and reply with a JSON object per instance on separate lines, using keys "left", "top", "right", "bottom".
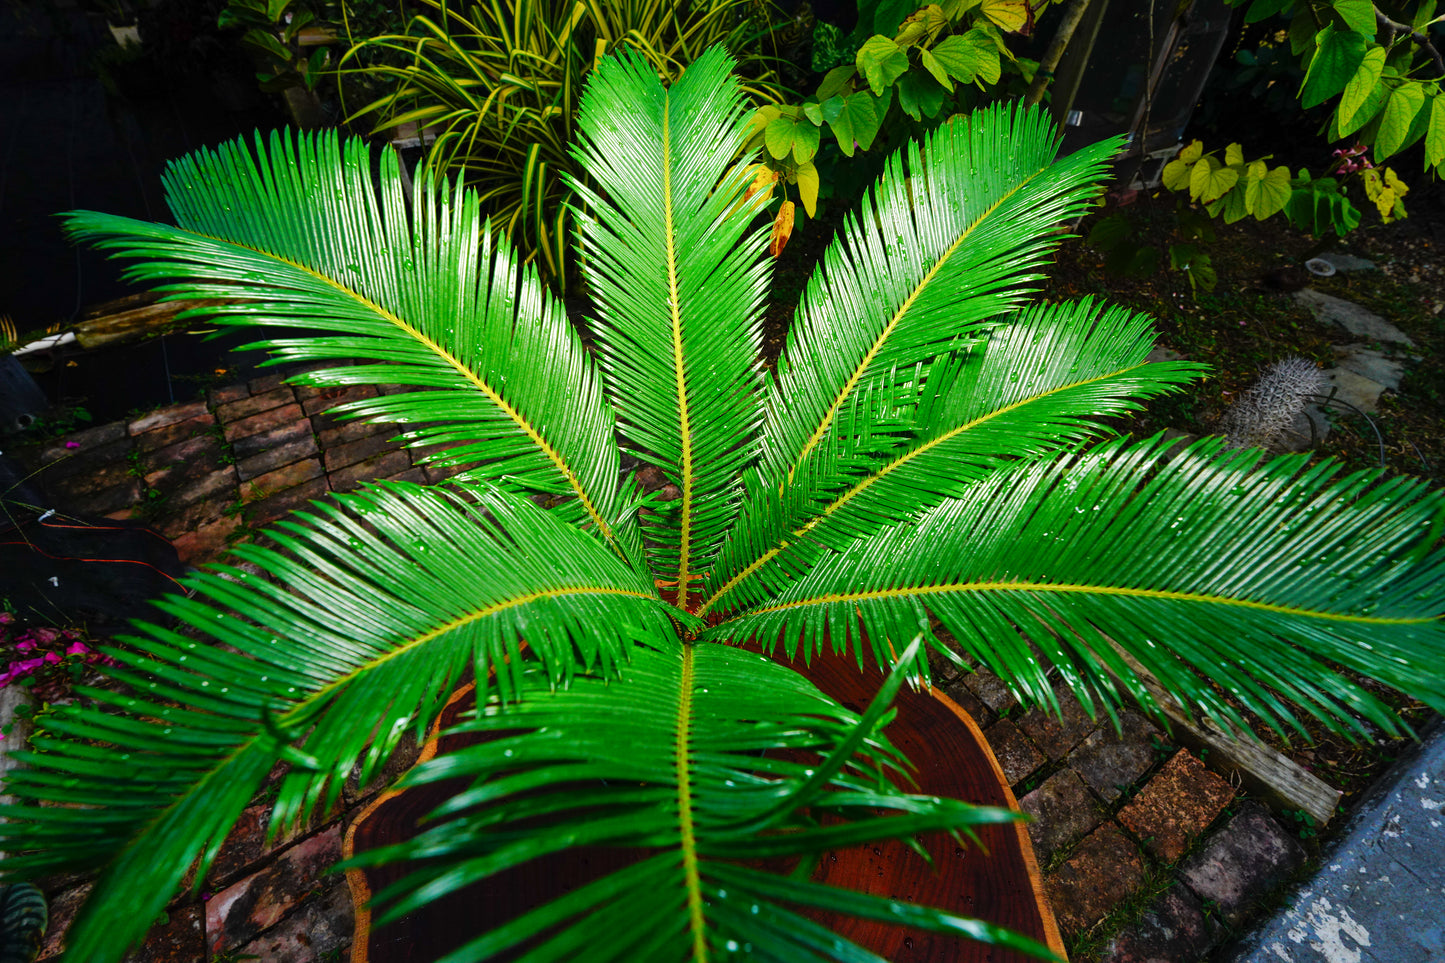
{"left": 16, "top": 367, "right": 1327, "bottom": 962}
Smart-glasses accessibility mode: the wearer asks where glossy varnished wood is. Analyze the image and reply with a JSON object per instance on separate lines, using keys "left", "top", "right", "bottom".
{"left": 347, "top": 650, "right": 1064, "bottom": 962}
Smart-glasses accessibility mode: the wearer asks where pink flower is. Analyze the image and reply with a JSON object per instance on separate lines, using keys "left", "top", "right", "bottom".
{"left": 65, "top": 641, "right": 91, "bottom": 657}
{"left": 43, "top": 652, "right": 62, "bottom": 664}
{"left": 13, "top": 657, "right": 45, "bottom": 674}
{"left": 0, "top": 612, "right": 14, "bottom": 625}
{"left": 30, "top": 628, "right": 59, "bottom": 645}
{"left": 65, "top": 441, "right": 80, "bottom": 449}
{"left": 15, "top": 639, "right": 36, "bottom": 653}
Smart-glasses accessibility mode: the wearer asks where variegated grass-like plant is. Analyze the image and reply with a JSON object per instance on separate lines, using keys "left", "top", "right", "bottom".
{"left": 2, "top": 47, "right": 1444, "bottom": 963}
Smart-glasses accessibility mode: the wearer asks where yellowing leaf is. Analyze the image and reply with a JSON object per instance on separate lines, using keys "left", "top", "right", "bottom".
{"left": 979, "top": 0, "right": 1031, "bottom": 33}
{"left": 1189, "top": 156, "right": 1239, "bottom": 202}
{"left": 1225, "top": 143, "right": 1245, "bottom": 166}
{"left": 1161, "top": 157, "right": 1193, "bottom": 192}
{"left": 745, "top": 166, "right": 776, "bottom": 202}
{"left": 1178, "top": 140, "right": 1204, "bottom": 164}
{"left": 769, "top": 200, "right": 796, "bottom": 258}
{"left": 795, "top": 161, "right": 820, "bottom": 217}
{"left": 1247, "top": 165, "right": 1293, "bottom": 220}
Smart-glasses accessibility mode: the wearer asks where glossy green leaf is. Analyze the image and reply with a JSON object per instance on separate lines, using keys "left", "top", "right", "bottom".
{"left": 1426, "top": 94, "right": 1445, "bottom": 168}
{"left": 930, "top": 29, "right": 1000, "bottom": 85}
{"left": 1376, "top": 82, "right": 1427, "bottom": 159}
{"left": 1300, "top": 24, "right": 1367, "bottom": 109}
{"left": 856, "top": 35, "right": 910, "bottom": 94}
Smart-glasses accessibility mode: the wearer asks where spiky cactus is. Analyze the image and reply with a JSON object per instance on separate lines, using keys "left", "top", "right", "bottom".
{"left": 1221, "top": 356, "right": 1329, "bottom": 450}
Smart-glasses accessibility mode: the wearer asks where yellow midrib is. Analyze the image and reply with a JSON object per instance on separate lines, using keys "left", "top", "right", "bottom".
{"left": 676, "top": 644, "right": 707, "bottom": 961}
{"left": 784, "top": 166, "right": 1043, "bottom": 483}
{"left": 728, "top": 580, "right": 1436, "bottom": 626}
{"left": 697, "top": 362, "right": 1151, "bottom": 616}
{"left": 191, "top": 230, "right": 616, "bottom": 547}
{"left": 662, "top": 98, "right": 696, "bottom": 600}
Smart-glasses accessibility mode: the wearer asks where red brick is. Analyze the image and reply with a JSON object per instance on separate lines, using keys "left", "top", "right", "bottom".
{"left": 208, "top": 382, "right": 251, "bottom": 406}
{"left": 1099, "top": 886, "right": 1222, "bottom": 963}
{"left": 215, "top": 386, "right": 296, "bottom": 424}
{"left": 329, "top": 449, "right": 412, "bottom": 492}
{"left": 1019, "top": 769, "right": 1103, "bottom": 866}
{"left": 124, "top": 900, "right": 205, "bottom": 963}
{"left": 40, "top": 451, "right": 135, "bottom": 494}
{"left": 425, "top": 462, "right": 475, "bottom": 484}
{"left": 230, "top": 419, "right": 312, "bottom": 462}
{"left": 129, "top": 400, "right": 208, "bottom": 435}
{"left": 58, "top": 479, "right": 143, "bottom": 517}
{"left": 300, "top": 383, "right": 377, "bottom": 416}
{"left": 1045, "top": 824, "right": 1147, "bottom": 937}
{"left": 135, "top": 413, "right": 215, "bottom": 454}
{"left": 205, "top": 825, "right": 342, "bottom": 954}
{"left": 1119, "top": 750, "right": 1236, "bottom": 862}
{"left": 230, "top": 878, "right": 353, "bottom": 962}
{"left": 222, "top": 403, "right": 305, "bottom": 445}
{"left": 316, "top": 416, "right": 389, "bottom": 449}
{"left": 240, "top": 458, "right": 324, "bottom": 502}
{"left": 142, "top": 434, "right": 223, "bottom": 489}
{"left": 324, "top": 430, "right": 404, "bottom": 473}
{"left": 38, "top": 882, "right": 91, "bottom": 960}
{"left": 236, "top": 435, "right": 321, "bottom": 482}
{"left": 984, "top": 719, "right": 1045, "bottom": 787}
{"left": 155, "top": 494, "right": 233, "bottom": 540}
{"left": 1017, "top": 684, "right": 1101, "bottom": 761}
{"left": 26, "top": 438, "right": 132, "bottom": 479}
{"left": 380, "top": 466, "right": 428, "bottom": 486}
{"left": 171, "top": 515, "right": 243, "bottom": 565}
{"left": 167, "top": 467, "right": 238, "bottom": 508}
{"left": 245, "top": 477, "right": 330, "bottom": 526}
{"left": 247, "top": 370, "right": 293, "bottom": 394}
{"left": 208, "top": 804, "right": 299, "bottom": 887}
{"left": 32, "top": 420, "right": 127, "bottom": 462}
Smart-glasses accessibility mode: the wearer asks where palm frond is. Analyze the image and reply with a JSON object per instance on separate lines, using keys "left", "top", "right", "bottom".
{"left": 757, "top": 103, "right": 1124, "bottom": 491}
{"left": 569, "top": 47, "right": 772, "bottom": 591}
{"left": 0, "top": 483, "right": 677, "bottom": 959}
{"left": 345, "top": 639, "right": 1048, "bottom": 962}
{"left": 62, "top": 131, "right": 626, "bottom": 550}
{"left": 702, "top": 300, "right": 1208, "bottom": 618}
{"left": 704, "top": 435, "right": 1445, "bottom": 737}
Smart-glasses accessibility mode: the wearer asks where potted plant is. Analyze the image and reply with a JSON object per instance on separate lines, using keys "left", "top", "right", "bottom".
{"left": 3, "top": 47, "right": 1443, "bottom": 963}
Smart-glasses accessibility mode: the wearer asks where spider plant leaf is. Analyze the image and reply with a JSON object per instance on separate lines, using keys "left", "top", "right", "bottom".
{"left": 346, "top": 638, "right": 1024, "bottom": 962}
{"left": 569, "top": 46, "right": 772, "bottom": 590}
{"left": 704, "top": 299, "right": 1209, "bottom": 618}
{"left": 705, "top": 435, "right": 1445, "bottom": 737}
{"left": 0, "top": 483, "right": 676, "bottom": 960}
{"left": 62, "top": 131, "right": 627, "bottom": 551}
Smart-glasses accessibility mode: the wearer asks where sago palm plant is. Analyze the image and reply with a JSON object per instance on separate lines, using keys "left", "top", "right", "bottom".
{"left": 3, "top": 46, "right": 1444, "bottom": 963}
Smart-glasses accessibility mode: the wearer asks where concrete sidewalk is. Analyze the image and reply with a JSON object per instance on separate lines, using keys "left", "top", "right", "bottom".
{"left": 1227, "top": 719, "right": 1445, "bottom": 963}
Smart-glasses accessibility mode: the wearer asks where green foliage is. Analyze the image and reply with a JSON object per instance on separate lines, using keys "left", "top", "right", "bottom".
{"left": 744, "top": 0, "right": 1033, "bottom": 237}
{"left": 218, "top": 0, "right": 334, "bottom": 92}
{"left": 1225, "top": 0, "right": 1445, "bottom": 176}
{"left": 336, "top": 0, "right": 782, "bottom": 289}
{"left": 5, "top": 48, "right": 1445, "bottom": 963}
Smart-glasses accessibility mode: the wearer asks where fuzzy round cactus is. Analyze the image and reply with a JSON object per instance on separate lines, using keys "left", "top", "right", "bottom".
{"left": 1221, "top": 356, "right": 1330, "bottom": 450}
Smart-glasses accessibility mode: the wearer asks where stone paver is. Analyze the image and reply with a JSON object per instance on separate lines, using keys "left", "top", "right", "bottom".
{"left": 1119, "top": 749, "right": 1236, "bottom": 862}
{"left": 233, "top": 877, "right": 354, "bottom": 962}
{"left": 984, "top": 719, "right": 1045, "bottom": 787}
{"left": 1069, "top": 710, "right": 1162, "bottom": 803}
{"left": 960, "top": 667, "right": 1019, "bottom": 716}
{"left": 1293, "top": 289, "right": 1416, "bottom": 346}
{"left": 1180, "top": 801, "right": 1306, "bottom": 926}
{"left": 1100, "top": 886, "right": 1222, "bottom": 963}
{"left": 1020, "top": 769, "right": 1103, "bottom": 866}
{"left": 1017, "top": 685, "right": 1100, "bottom": 761}
{"left": 1332, "top": 344, "right": 1407, "bottom": 389}
{"left": 1046, "top": 824, "right": 1148, "bottom": 937}
{"left": 1228, "top": 722, "right": 1445, "bottom": 963}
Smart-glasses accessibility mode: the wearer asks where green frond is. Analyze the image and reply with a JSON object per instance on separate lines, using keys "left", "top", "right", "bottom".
{"left": 568, "top": 47, "right": 772, "bottom": 592}
{"left": 345, "top": 639, "right": 1039, "bottom": 962}
{"left": 758, "top": 103, "right": 1124, "bottom": 491}
{"left": 704, "top": 435, "right": 1445, "bottom": 737}
{"left": 702, "top": 299, "right": 1207, "bottom": 616}
{"left": 62, "top": 130, "right": 625, "bottom": 549}
{"left": 0, "top": 483, "right": 676, "bottom": 959}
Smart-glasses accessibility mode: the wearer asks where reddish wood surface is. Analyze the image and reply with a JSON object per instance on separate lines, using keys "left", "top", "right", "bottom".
{"left": 346, "top": 648, "right": 1062, "bottom": 962}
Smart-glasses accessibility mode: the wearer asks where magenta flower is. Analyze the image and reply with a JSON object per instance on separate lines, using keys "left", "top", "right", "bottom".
{"left": 64, "top": 441, "right": 80, "bottom": 449}
{"left": 43, "top": 652, "right": 62, "bottom": 665}
{"left": 15, "top": 639, "right": 36, "bottom": 653}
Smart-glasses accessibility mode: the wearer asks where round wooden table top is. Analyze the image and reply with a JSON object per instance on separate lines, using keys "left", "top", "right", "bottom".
{"left": 345, "top": 645, "right": 1064, "bottom": 962}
